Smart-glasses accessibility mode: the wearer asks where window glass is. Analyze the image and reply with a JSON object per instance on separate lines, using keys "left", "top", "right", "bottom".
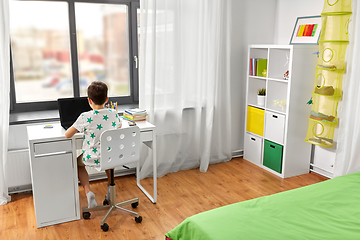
{"left": 9, "top": 1, "right": 72, "bottom": 102}
{"left": 75, "top": 3, "right": 130, "bottom": 97}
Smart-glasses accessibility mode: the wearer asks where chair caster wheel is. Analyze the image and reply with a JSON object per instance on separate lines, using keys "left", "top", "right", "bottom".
{"left": 83, "top": 212, "right": 91, "bottom": 219}
{"left": 101, "top": 223, "right": 109, "bottom": 232}
{"left": 131, "top": 202, "right": 139, "bottom": 208}
{"left": 103, "top": 198, "right": 109, "bottom": 205}
{"left": 135, "top": 216, "right": 143, "bottom": 223}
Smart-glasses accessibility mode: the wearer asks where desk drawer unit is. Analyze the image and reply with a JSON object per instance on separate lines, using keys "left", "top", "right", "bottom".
{"left": 30, "top": 138, "right": 79, "bottom": 228}
{"left": 34, "top": 140, "right": 72, "bottom": 156}
{"left": 31, "top": 152, "right": 78, "bottom": 227}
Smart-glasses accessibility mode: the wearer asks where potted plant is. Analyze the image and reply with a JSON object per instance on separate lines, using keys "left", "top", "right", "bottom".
{"left": 257, "top": 88, "right": 266, "bottom": 106}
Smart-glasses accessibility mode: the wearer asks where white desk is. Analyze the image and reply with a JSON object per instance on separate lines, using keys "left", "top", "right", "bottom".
{"left": 27, "top": 121, "right": 157, "bottom": 228}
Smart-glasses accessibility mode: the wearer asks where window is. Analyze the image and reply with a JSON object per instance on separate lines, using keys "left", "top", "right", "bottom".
{"left": 9, "top": 0, "right": 140, "bottom": 113}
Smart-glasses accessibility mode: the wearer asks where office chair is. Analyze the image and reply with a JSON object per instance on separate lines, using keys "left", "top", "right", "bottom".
{"left": 82, "top": 126, "right": 143, "bottom": 232}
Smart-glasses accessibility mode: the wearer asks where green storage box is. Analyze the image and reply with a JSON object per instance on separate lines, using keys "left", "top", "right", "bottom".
{"left": 263, "top": 140, "right": 283, "bottom": 173}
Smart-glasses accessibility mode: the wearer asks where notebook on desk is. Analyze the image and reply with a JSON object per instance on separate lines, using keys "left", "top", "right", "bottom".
{"left": 58, "top": 97, "right": 92, "bottom": 130}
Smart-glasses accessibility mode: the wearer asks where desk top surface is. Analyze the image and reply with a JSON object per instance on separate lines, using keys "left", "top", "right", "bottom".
{"left": 27, "top": 121, "right": 155, "bottom": 142}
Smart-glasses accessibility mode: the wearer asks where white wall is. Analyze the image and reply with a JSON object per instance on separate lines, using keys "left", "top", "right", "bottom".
{"left": 230, "top": 0, "right": 277, "bottom": 153}
{"left": 274, "top": 0, "right": 324, "bottom": 44}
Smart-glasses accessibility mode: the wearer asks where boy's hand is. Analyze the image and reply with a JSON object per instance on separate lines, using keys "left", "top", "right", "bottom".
{"left": 65, "top": 126, "right": 78, "bottom": 138}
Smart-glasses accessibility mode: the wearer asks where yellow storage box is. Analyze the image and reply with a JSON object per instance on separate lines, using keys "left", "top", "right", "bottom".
{"left": 319, "top": 14, "right": 351, "bottom": 42}
{"left": 246, "top": 106, "right": 265, "bottom": 136}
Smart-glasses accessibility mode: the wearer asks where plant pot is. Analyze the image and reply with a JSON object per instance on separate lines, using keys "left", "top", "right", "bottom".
{"left": 257, "top": 95, "right": 265, "bottom": 107}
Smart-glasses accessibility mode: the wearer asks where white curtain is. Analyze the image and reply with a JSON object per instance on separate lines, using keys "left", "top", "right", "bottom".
{"left": 0, "top": 0, "right": 11, "bottom": 205}
{"left": 138, "top": 0, "right": 232, "bottom": 178}
{"left": 334, "top": 0, "right": 360, "bottom": 177}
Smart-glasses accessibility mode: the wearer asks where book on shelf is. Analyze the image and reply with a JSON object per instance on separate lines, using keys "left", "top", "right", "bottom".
{"left": 256, "top": 59, "right": 267, "bottom": 77}
{"left": 252, "top": 58, "right": 257, "bottom": 76}
{"left": 250, "top": 58, "right": 260, "bottom": 76}
{"left": 250, "top": 58, "right": 253, "bottom": 76}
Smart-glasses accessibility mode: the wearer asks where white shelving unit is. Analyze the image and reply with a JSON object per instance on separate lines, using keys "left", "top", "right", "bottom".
{"left": 244, "top": 45, "right": 318, "bottom": 178}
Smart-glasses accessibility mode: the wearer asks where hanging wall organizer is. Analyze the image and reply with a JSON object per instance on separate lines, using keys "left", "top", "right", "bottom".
{"left": 305, "top": 0, "right": 352, "bottom": 148}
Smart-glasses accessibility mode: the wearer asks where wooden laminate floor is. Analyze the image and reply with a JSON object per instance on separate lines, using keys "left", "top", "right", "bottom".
{"left": 1, "top": 157, "right": 328, "bottom": 240}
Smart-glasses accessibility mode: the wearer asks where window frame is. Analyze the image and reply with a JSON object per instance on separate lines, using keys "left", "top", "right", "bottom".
{"left": 9, "top": 0, "right": 140, "bottom": 113}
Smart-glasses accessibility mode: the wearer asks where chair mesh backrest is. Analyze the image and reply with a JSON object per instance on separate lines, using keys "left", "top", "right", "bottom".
{"left": 98, "top": 126, "right": 141, "bottom": 171}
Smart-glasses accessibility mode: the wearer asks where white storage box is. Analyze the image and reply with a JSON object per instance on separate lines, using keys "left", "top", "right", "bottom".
{"left": 264, "top": 111, "right": 285, "bottom": 145}
{"left": 244, "top": 133, "right": 263, "bottom": 165}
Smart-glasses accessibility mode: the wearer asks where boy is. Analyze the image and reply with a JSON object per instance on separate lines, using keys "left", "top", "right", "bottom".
{"left": 65, "top": 81, "right": 122, "bottom": 208}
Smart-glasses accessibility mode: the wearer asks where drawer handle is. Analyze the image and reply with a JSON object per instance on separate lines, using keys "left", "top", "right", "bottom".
{"left": 270, "top": 145, "right": 275, "bottom": 148}
{"left": 272, "top": 115, "right": 278, "bottom": 118}
{"left": 35, "top": 151, "right": 71, "bottom": 158}
{"left": 251, "top": 138, "right": 256, "bottom": 141}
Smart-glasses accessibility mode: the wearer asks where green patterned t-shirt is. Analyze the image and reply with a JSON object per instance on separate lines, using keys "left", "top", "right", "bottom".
{"left": 72, "top": 108, "right": 122, "bottom": 167}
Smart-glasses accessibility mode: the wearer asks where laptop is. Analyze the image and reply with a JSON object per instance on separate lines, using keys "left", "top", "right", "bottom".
{"left": 58, "top": 97, "right": 92, "bottom": 130}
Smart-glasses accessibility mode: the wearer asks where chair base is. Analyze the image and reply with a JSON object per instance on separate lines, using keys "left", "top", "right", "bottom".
{"left": 82, "top": 185, "right": 142, "bottom": 231}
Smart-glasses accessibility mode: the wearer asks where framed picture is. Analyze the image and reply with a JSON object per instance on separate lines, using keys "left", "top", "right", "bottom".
{"left": 290, "top": 16, "right": 321, "bottom": 45}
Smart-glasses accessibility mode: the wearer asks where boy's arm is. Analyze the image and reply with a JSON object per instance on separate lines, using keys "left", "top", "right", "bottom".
{"left": 65, "top": 126, "right": 78, "bottom": 138}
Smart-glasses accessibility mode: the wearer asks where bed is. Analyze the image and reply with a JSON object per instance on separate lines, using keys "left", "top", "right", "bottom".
{"left": 165, "top": 171, "right": 360, "bottom": 240}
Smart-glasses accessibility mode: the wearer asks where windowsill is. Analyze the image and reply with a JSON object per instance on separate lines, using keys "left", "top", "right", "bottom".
{"left": 9, "top": 103, "right": 139, "bottom": 125}
{"left": 10, "top": 110, "right": 60, "bottom": 125}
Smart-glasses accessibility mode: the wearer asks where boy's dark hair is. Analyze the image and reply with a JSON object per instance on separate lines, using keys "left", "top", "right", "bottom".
{"left": 87, "top": 81, "right": 108, "bottom": 105}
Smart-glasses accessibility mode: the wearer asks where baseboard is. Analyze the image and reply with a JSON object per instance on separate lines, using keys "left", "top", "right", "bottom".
{"left": 9, "top": 184, "right": 32, "bottom": 194}
{"left": 232, "top": 150, "right": 243, "bottom": 158}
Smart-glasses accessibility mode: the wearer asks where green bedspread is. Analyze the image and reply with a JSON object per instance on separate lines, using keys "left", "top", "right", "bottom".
{"left": 166, "top": 171, "right": 360, "bottom": 240}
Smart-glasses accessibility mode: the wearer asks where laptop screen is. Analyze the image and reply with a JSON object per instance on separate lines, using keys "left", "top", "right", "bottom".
{"left": 58, "top": 97, "right": 92, "bottom": 130}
